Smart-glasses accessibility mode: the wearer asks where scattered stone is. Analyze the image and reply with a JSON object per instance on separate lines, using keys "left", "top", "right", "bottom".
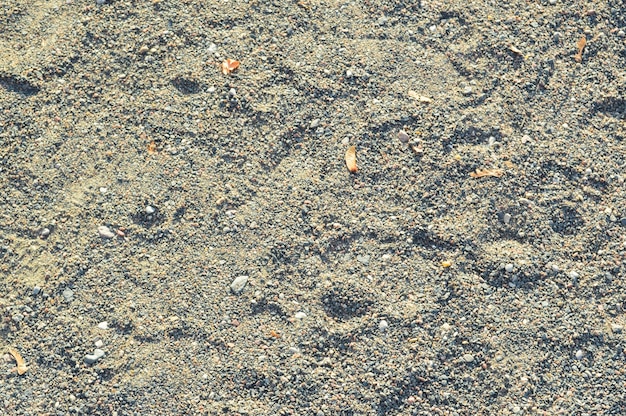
{"left": 85, "top": 349, "right": 105, "bottom": 365}
{"left": 40, "top": 227, "right": 51, "bottom": 238}
{"left": 463, "top": 353, "right": 475, "bottom": 363}
{"left": 379, "top": 319, "right": 389, "bottom": 331}
{"left": 611, "top": 323, "right": 623, "bottom": 333}
{"left": 98, "top": 226, "right": 115, "bottom": 239}
{"left": 145, "top": 205, "right": 156, "bottom": 215}
{"left": 575, "top": 349, "right": 584, "bottom": 360}
{"left": 294, "top": 312, "right": 307, "bottom": 320}
{"left": 288, "top": 346, "right": 300, "bottom": 354}
{"left": 230, "top": 276, "right": 249, "bottom": 294}
{"left": 568, "top": 271, "right": 580, "bottom": 279}
{"left": 357, "top": 254, "right": 370, "bottom": 265}
{"left": 462, "top": 86, "right": 473, "bottom": 95}
{"left": 32, "top": 286, "right": 41, "bottom": 296}
{"left": 62, "top": 288, "right": 74, "bottom": 302}
{"left": 309, "top": 119, "right": 320, "bottom": 129}
{"left": 505, "top": 264, "right": 514, "bottom": 273}
{"left": 503, "top": 213, "right": 511, "bottom": 225}
{"left": 95, "top": 340, "right": 104, "bottom": 348}
{"left": 398, "top": 130, "right": 410, "bottom": 143}
{"left": 97, "top": 321, "right": 108, "bottom": 330}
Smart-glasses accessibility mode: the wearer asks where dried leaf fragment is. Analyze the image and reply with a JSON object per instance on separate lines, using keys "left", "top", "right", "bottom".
{"left": 469, "top": 168, "right": 504, "bottom": 178}
{"left": 222, "top": 59, "right": 240, "bottom": 75}
{"left": 345, "top": 145, "right": 358, "bottom": 173}
{"left": 147, "top": 140, "right": 157, "bottom": 155}
{"left": 574, "top": 36, "right": 586, "bottom": 63}
{"left": 508, "top": 45, "right": 523, "bottom": 57}
{"left": 8, "top": 348, "right": 28, "bottom": 375}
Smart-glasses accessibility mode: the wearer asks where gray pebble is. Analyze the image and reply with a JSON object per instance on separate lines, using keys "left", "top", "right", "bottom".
{"left": 32, "top": 286, "right": 41, "bottom": 296}
{"left": 575, "top": 349, "right": 584, "bottom": 359}
{"left": 463, "top": 353, "right": 474, "bottom": 363}
{"left": 98, "top": 225, "right": 115, "bottom": 239}
{"left": 505, "top": 264, "right": 514, "bottom": 273}
{"left": 379, "top": 319, "right": 389, "bottom": 331}
{"left": 230, "top": 275, "right": 249, "bottom": 294}
{"left": 63, "top": 288, "right": 74, "bottom": 302}
{"left": 85, "top": 349, "right": 105, "bottom": 365}
{"left": 568, "top": 271, "right": 580, "bottom": 279}
{"left": 357, "top": 254, "right": 370, "bottom": 265}
{"left": 309, "top": 119, "right": 320, "bottom": 129}
{"left": 398, "top": 130, "right": 410, "bottom": 143}
{"left": 12, "top": 313, "right": 24, "bottom": 323}
{"left": 40, "top": 227, "right": 51, "bottom": 238}
{"left": 462, "top": 86, "right": 473, "bottom": 95}
{"left": 228, "top": 88, "right": 236, "bottom": 97}
{"left": 503, "top": 213, "right": 511, "bottom": 225}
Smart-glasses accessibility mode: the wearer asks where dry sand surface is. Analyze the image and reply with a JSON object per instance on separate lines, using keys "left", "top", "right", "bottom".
{"left": 1, "top": 0, "right": 626, "bottom": 414}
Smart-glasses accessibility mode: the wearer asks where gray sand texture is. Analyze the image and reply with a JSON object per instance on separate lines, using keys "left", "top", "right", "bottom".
{"left": 1, "top": 0, "right": 626, "bottom": 414}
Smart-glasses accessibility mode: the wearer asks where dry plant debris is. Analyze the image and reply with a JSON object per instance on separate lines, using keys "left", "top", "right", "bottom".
{"left": 469, "top": 168, "right": 505, "bottom": 178}
{"left": 222, "top": 59, "right": 240, "bottom": 75}
{"left": 7, "top": 348, "right": 28, "bottom": 375}
{"left": 574, "top": 36, "right": 587, "bottom": 63}
{"left": 345, "top": 145, "right": 358, "bottom": 173}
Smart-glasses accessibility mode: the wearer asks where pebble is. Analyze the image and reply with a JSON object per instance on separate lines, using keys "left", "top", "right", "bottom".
{"left": 40, "top": 227, "right": 51, "bottom": 238}
{"left": 95, "top": 340, "right": 104, "bottom": 348}
{"left": 503, "top": 213, "right": 511, "bottom": 225}
{"left": 288, "top": 346, "right": 300, "bottom": 355}
{"left": 309, "top": 119, "right": 320, "bottom": 129}
{"left": 505, "top": 264, "right": 514, "bottom": 273}
{"left": 462, "top": 86, "right": 473, "bottom": 95}
{"left": 63, "top": 288, "right": 74, "bottom": 302}
{"left": 610, "top": 323, "right": 623, "bottom": 333}
{"left": 84, "top": 349, "right": 105, "bottom": 365}
{"left": 32, "top": 286, "right": 41, "bottom": 296}
{"left": 294, "top": 312, "right": 307, "bottom": 320}
{"left": 97, "top": 321, "right": 108, "bottom": 330}
{"left": 398, "top": 130, "right": 410, "bottom": 143}
{"left": 98, "top": 226, "right": 115, "bottom": 239}
{"left": 378, "top": 319, "right": 389, "bottom": 331}
{"left": 230, "top": 275, "right": 249, "bottom": 294}
{"left": 145, "top": 205, "right": 156, "bottom": 215}
{"left": 463, "top": 353, "right": 475, "bottom": 363}
{"left": 568, "top": 271, "right": 580, "bottom": 279}
{"left": 208, "top": 86, "right": 216, "bottom": 93}
{"left": 575, "top": 349, "right": 584, "bottom": 359}
{"left": 357, "top": 254, "right": 370, "bottom": 265}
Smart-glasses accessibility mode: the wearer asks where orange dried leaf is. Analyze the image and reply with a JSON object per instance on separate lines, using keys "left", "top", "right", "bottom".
{"left": 469, "top": 168, "right": 504, "bottom": 178}
{"left": 574, "top": 36, "right": 586, "bottom": 63}
{"left": 8, "top": 348, "right": 28, "bottom": 375}
{"left": 345, "top": 145, "right": 358, "bottom": 173}
{"left": 269, "top": 330, "right": 281, "bottom": 338}
{"left": 222, "top": 59, "right": 240, "bottom": 75}
{"left": 147, "top": 140, "right": 157, "bottom": 154}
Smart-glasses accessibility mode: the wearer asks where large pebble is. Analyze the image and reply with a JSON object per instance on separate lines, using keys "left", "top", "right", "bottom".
{"left": 85, "top": 349, "right": 105, "bottom": 365}
{"left": 230, "top": 276, "right": 249, "bottom": 294}
{"left": 98, "top": 226, "right": 115, "bottom": 239}
{"left": 63, "top": 288, "right": 74, "bottom": 302}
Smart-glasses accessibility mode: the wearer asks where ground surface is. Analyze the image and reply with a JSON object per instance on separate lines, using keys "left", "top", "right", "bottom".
{"left": 1, "top": 0, "right": 626, "bottom": 415}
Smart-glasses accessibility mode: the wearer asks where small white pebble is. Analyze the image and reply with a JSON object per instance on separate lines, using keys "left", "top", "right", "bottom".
{"left": 568, "top": 271, "right": 580, "bottom": 279}
{"left": 503, "top": 213, "right": 511, "bottom": 225}
{"left": 294, "top": 312, "right": 307, "bottom": 320}
{"left": 505, "top": 264, "right": 514, "bottom": 273}
{"left": 145, "top": 205, "right": 156, "bottom": 214}
{"left": 551, "top": 264, "right": 560, "bottom": 272}
{"left": 99, "top": 187, "right": 108, "bottom": 194}
{"left": 97, "top": 226, "right": 115, "bottom": 239}
{"left": 97, "top": 321, "right": 108, "bottom": 330}
{"left": 95, "top": 339, "right": 104, "bottom": 348}
{"left": 575, "top": 349, "right": 584, "bottom": 359}
{"left": 379, "top": 319, "right": 389, "bottom": 331}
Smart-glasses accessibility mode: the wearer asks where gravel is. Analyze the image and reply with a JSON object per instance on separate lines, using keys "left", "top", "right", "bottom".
{"left": 1, "top": 0, "right": 625, "bottom": 414}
